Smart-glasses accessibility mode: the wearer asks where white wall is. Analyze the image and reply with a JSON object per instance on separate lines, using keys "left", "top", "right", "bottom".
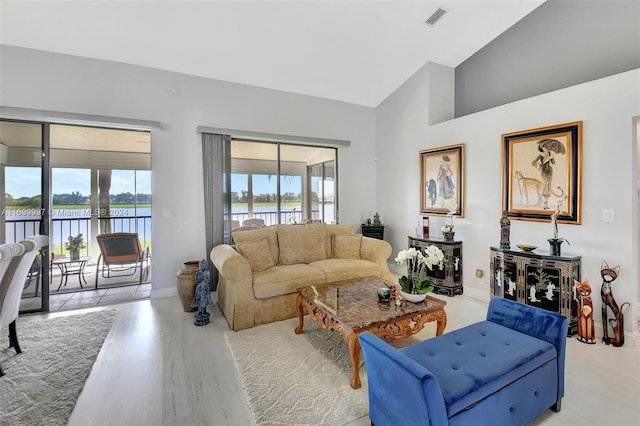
{"left": 377, "top": 62, "right": 640, "bottom": 346}
{"left": 0, "top": 45, "right": 377, "bottom": 296}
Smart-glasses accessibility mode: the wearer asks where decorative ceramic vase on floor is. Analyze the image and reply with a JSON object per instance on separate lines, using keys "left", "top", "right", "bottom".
{"left": 176, "top": 260, "right": 199, "bottom": 312}
{"left": 442, "top": 231, "right": 455, "bottom": 241}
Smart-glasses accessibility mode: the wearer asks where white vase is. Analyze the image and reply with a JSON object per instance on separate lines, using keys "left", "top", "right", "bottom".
{"left": 399, "top": 289, "right": 428, "bottom": 303}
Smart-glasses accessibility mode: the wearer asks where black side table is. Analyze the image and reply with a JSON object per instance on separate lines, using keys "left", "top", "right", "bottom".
{"left": 52, "top": 256, "right": 91, "bottom": 291}
{"left": 361, "top": 224, "right": 385, "bottom": 240}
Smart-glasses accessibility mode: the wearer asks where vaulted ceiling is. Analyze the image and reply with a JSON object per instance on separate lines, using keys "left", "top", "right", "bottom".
{"left": 0, "top": 1, "right": 545, "bottom": 107}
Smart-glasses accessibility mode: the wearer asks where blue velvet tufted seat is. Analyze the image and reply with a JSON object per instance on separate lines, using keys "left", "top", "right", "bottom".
{"left": 359, "top": 298, "right": 568, "bottom": 426}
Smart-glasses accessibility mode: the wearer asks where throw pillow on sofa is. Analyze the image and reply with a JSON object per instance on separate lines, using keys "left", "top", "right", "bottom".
{"left": 232, "top": 226, "right": 279, "bottom": 265}
{"left": 277, "top": 224, "right": 327, "bottom": 265}
{"left": 236, "top": 237, "right": 275, "bottom": 273}
{"left": 332, "top": 234, "right": 362, "bottom": 259}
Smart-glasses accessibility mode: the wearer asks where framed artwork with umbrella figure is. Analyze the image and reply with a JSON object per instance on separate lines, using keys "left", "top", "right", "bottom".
{"left": 501, "top": 121, "right": 582, "bottom": 224}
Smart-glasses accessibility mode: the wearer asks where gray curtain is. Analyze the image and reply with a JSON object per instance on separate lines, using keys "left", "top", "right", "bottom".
{"left": 201, "top": 133, "right": 231, "bottom": 290}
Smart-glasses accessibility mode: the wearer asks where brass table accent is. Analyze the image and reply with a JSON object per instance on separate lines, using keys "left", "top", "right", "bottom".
{"left": 295, "top": 276, "right": 447, "bottom": 389}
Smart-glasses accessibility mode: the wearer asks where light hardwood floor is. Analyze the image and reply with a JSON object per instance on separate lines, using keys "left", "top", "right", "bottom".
{"left": 22, "top": 292, "right": 640, "bottom": 425}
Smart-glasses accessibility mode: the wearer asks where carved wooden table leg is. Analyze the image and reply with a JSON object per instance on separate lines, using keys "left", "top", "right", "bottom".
{"left": 294, "top": 292, "right": 305, "bottom": 334}
{"left": 346, "top": 332, "right": 362, "bottom": 389}
{"left": 435, "top": 309, "right": 447, "bottom": 336}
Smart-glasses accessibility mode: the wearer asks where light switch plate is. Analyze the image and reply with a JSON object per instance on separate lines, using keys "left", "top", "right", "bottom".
{"left": 602, "top": 209, "right": 614, "bottom": 223}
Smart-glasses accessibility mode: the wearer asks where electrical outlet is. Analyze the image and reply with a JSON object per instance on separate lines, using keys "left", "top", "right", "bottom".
{"left": 602, "top": 209, "right": 615, "bottom": 223}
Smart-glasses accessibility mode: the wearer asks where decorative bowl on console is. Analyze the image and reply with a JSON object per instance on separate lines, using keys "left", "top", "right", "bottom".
{"left": 516, "top": 244, "right": 537, "bottom": 252}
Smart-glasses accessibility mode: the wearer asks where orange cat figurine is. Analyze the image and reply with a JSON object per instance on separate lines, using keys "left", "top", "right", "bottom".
{"left": 574, "top": 279, "right": 595, "bottom": 344}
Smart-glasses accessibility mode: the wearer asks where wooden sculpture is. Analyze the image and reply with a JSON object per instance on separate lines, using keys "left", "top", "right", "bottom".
{"left": 574, "top": 279, "right": 595, "bottom": 344}
{"left": 600, "top": 261, "right": 630, "bottom": 347}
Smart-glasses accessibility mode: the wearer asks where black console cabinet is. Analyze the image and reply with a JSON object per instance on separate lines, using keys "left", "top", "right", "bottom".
{"left": 408, "top": 236, "right": 463, "bottom": 297}
{"left": 489, "top": 247, "right": 580, "bottom": 335}
{"left": 361, "top": 225, "right": 385, "bottom": 240}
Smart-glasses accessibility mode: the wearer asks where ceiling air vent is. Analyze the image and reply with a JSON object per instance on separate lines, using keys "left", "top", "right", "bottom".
{"left": 425, "top": 8, "right": 447, "bottom": 26}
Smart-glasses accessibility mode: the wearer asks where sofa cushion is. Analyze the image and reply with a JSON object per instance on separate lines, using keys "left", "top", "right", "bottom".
{"left": 325, "top": 224, "right": 354, "bottom": 258}
{"left": 235, "top": 237, "right": 275, "bottom": 273}
{"left": 232, "top": 225, "right": 279, "bottom": 266}
{"left": 252, "top": 264, "right": 326, "bottom": 299}
{"left": 277, "top": 224, "right": 327, "bottom": 265}
{"left": 332, "top": 234, "right": 362, "bottom": 259}
{"left": 400, "top": 320, "right": 557, "bottom": 418}
{"left": 309, "top": 259, "right": 381, "bottom": 282}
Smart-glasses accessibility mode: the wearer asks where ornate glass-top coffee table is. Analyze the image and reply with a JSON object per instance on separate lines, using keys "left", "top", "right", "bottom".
{"left": 295, "top": 276, "right": 447, "bottom": 389}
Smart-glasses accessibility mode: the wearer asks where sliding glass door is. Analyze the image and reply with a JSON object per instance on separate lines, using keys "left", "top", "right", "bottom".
{"left": 1, "top": 119, "right": 152, "bottom": 313}
{"left": 0, "top": 119, "right": 50, "bottom": 312}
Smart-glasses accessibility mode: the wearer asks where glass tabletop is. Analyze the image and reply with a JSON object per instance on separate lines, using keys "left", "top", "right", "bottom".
{"left": 52, "top": 256, "right": 91, "bottom": 264}
{"left": 298, "top": 276, "right": 446, "bottom": 330}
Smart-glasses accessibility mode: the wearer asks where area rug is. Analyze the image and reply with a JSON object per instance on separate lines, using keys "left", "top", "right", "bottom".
{"left": 0, "top": 309, "right": 117, "bottom": 426}
{"left": 225, "top": 315, "right": 439, "bottom": 426}
{"left": 226, "top": 317, "right": 369, "bottom": 425}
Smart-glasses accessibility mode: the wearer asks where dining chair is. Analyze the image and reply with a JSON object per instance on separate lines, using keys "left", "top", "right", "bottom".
{"left": 0, "top": 236, "right": 48, "bottom": 377}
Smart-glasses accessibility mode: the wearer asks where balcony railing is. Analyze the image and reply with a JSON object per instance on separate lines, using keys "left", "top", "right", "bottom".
{"left": 5, "top": 215, "right": 152, "bottom": 255}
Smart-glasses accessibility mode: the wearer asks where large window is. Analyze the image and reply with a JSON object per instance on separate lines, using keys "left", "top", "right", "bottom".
{"left": 229, "top": 140, "right": 337, "bottom": 227}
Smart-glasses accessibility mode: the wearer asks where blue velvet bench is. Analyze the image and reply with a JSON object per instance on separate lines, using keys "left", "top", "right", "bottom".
{"left": 359, "top": 298, "right": 568, "bottom": 426}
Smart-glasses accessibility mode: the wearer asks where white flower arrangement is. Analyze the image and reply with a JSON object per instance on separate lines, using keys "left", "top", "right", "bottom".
{"left": 441, "top": 199, "right": 458, "bottom": 232}
{"left": 394, "top": 246, "right": 445, "bottom": 294}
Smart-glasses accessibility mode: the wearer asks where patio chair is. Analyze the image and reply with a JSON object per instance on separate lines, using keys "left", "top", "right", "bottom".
{"left": 95, "top": 233, "right": 150, "bottom": 288}
{"left": 242, "top": 218, "right": 265, "bottom": 228}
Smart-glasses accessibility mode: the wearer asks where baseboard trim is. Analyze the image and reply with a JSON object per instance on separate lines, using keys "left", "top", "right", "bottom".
{"left": 593, "top": 323, "right": 638, "bottom": 349}
{"left": 462, "top": 286, "right": 490, "bottom": 304}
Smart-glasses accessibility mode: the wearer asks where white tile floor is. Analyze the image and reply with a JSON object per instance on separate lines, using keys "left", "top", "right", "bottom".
{"left": 20, "top": 262, "right": 151, "bottom": 312}
{"left": 49, "top": 283, "right": 151, "bottom": 311}
{"left": 51, "top": 292, "right": 639, "bottom": 426}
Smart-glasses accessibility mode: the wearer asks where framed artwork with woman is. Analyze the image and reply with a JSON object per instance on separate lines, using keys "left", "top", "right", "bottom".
{"left": 419, "top": 144, "right": 465, "bottom": 217}
{"left": 501, "top": 121, "right": 582, "bottom": 223}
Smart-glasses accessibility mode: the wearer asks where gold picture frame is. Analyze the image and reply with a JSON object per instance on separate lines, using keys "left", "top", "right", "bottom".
{"left": 419, "top": 144, "right": 464, "bottom": 217}
{"left": 501, "top": 121, "right": 582, "bottom": 223}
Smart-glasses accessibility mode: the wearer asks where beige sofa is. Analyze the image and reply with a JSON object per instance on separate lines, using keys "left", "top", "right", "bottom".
{"left": 211, "top": 223, "right": 393, "bottom": 331}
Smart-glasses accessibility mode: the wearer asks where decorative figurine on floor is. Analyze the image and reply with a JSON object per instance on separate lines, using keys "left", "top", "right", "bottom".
{"left": 574, "top": 278, "right": 595, "bottom": 344}
{"left": 600, "top": 261, "right": 630, "bottom": 347}
{"left": 499, "top": 211, "right": 510, "bottom": 248}
{"left": 191, "top": 259, "right": 212, "bottom": 326}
